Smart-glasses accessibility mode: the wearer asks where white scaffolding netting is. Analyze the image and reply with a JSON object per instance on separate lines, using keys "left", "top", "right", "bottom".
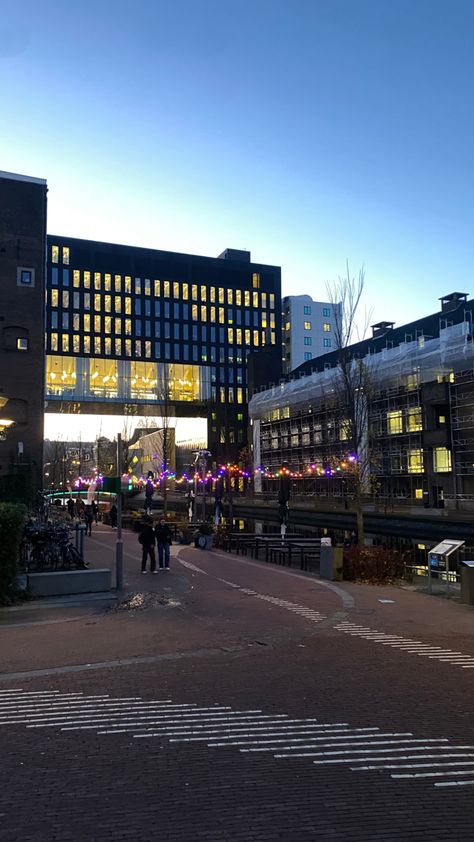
{"left": 249, "top": 321, "right": 474, "bottom": 420}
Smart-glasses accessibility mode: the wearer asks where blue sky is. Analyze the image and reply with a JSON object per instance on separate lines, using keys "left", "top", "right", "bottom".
{"left": 1, "top": 0, "right": 473, "bottom": 328}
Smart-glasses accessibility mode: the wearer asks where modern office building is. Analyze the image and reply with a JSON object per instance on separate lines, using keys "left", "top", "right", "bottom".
{"left": 44, "top": 236, "right": 282, "bottom": 469}
{"left": 282, "top": 294, "right": 340, "bottom": 372}
{"left": 0, "top": 171, "right": 47, "bottom": 496}
{"left": 250, "top": 292, "right": 474, "bottom": 510}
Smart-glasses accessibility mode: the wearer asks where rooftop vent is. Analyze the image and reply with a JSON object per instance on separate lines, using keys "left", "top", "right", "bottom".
{"left": 439, "top": 292, "right": 468, "bottom": 313}
{"left": 371, "top": 321, "right": 395, "bottom": 338}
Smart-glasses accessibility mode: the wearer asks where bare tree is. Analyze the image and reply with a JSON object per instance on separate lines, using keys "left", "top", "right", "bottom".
{"left": 326, "top": 264, "right": 373, "bottom": 544}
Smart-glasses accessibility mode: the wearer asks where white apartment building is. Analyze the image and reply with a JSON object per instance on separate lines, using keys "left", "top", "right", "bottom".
{"left": 282, "top": 294, "right": 340, "bottom": 373}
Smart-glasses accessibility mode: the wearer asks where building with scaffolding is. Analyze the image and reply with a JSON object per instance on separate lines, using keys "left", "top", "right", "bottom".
{"left": 250, "top": 292, "right": 474, "bottom": 511}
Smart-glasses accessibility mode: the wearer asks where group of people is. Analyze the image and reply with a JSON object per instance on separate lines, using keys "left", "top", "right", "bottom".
{"left": 66, "top": 497, "right": 99, "bottom": 536}
{"left": 138, "top": 517, "right": 173, "bottom": 574}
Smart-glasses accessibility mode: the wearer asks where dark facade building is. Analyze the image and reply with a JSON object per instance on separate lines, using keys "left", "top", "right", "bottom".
{"left": 0, "top": 171, "right": 47, "bottom": 495}
{"left": 44, "top": 236, "right": 281, "bottom": 466}
{"left": 250, "top": 293, "right": 474, "bottom": 511}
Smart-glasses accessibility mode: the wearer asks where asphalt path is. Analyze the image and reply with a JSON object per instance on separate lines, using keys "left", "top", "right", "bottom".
{"left": 1, "top": 524, "right": 474, "bottom": 840}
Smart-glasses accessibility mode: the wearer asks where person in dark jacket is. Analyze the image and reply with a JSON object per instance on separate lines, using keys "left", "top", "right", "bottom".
{"left": 155, "top": 518, "right": 173, "bottom": 570}
{"left": 138, "top": 517, "right": 156, "bottom": 574}
{"left": 84, "top": 505, "right": 94, "bottom": 536}
{"left": 109, "top": 504, "right": 118, "bottom": 529}
{"left": 67, "top": 498, "right": 75, "bottom": 520}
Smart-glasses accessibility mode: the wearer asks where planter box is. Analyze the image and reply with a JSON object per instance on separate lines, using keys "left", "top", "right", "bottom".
{"left": 28, "top": 569, "right": 112, "bottom": 597}
{"left": 195, "top": 534, "right": 214, "bottom": 550}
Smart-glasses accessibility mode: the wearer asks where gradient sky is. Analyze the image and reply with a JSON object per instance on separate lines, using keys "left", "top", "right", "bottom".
{"left": 1, "top": 0, "right": 473, "bottom": 330}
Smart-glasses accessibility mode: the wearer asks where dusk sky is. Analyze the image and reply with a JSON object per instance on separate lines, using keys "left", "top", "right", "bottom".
{"left": 1, "top": 0, "right": 473, "bottom": 329}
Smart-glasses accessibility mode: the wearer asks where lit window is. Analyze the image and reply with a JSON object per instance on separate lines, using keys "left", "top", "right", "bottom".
{"left": 84, "top": 271, "right": 91, "bottom": 289}
{"left": 236, "top": 328, "right": 242, "bottom": 345}
{"left": 16, "top": 337, "right": 28, "bottom": 351}
{"left": 269, "top": 294, "right": 275, "bottom": 310}
{"left": 303, "top": 305, "right": 311, "bottom": 315}
{"left": 253, "top": 330, "right": 259, "bottom": 346}
{"left": 115, "top": 338, "right": 122, "bottom": 355}
{"left": 191, "top": 284, "right": 198, "bottom": 301}
{"left": 387, "top": 410, "right": 403, "bottom": 434}
{"left": 115, "top": 318, "right": 122, "bottom": 334}
{"left": 73, "top": 335, "right": 80, "bottom": 353}
{"left": 261, "top": 314, "right": 267, "bottom": 328}
{"left": 50, "top": 333, "right": 58, "bottom": 351}
{"left": 73, "top": 270, "right": 80, "bottom": 288}
{"left": 407, "top": 372, "right": 419, "bottom": 390}
{"left": 164, "top": 281, "right": 170, "bottom": 297}
{"left": 201, "top": 305, "right": 207, "bottom": 322}
{"left": 303, "top": 337, "right": 312, "bottom": 346}
{"left": 94, "top": 315, "right": 101, "bottom": 333}
{"left": 125, "top": 319, "right": 131, "bottom": 335}
{"left": 235, "top": 290, "right": 241, "bottom": 306}
{"left": 125, "top": 297, "right": 131, "bottom": 315}
{"left": 135, "top": 278, "right": 141, "bottom": 294}
{"left": 84, "top": 314, "right": 90, "bottom": 332}
{"left": 104, "top": 295, "right": 111, "bottom": 313}
{"left": 62, "top": 247, "right": 70, "bottom": 265}
{"left": 62, "top": 335, "right": 69, "bottom": 353}
{"left": 210, "top": 287, "right": 216, "bottom": 303}
{"left": 144, "top": 279, "right": 151, "bottom": 296}
{"left": 438, "top": 414, "right": 446, "bottom": 425}
{"left": 227, "top": 289, "right": 233, "bottom": 305}
{"left": 154, "top": 279, "right": 160, "bottom": 297}
{"left": 105, "top": 338, "right": 112, "bottom": 355}
{"left": 84, "top": 336, "right": 90, "bottom": 354}
{"left": 323, "top": 338, "right": 331, "bottom": 347}
{"left": 323, "top": 323, "right": 331, "bottom": 332}
{"left": 407, "top": 407, "right": 422, "bottom": 431}
{"left": 94, "top": 273, "right": 101, "bottom": 290}
{"left": 114, "top": 296, "right": 121, "bottom": 313}
{"left": 408, "top": 449, "right": 423, "bottom": 474}
{"left": 253, "top": 291, "right": 259, "bottom": 308}
{"left": 51, "top": 245, "right": 59, "bottom": 263}
{"left": 219, "top": 308, "right": 225, "bottom": 324}
{"left": 304, "top": 321, "right": 311, "bottom": 330}
{"left": 218, "top": 288, "right": 224, "bottom": 304}
{"left": 252, "top": 273, "right": 260, "bottom": 289}
{"left": 104, "top": 274, "right": 112, "bottom": 291}
{"left": 125, "top": 339, "right": 131, "bottom": 356}
{"left": 125, "top": 276, "right": 132, "bottom": 293}
{"left": 245, "top": 329, "right": 251, "bottom": 345}
{"left": 51, "top": 289, "right": 59, "bottom": 307}
{"left": 433, "top": 447, "right": 452, "bottom": 473}
{"left": 244, "top": 290, "right": 250, "bottom": 307}
{"left": 261, "top": 292, "right": 266, "bottom": 308}
{"left": 94, "top": 337, "right": 101, "bottom": 354}
{"left": 104, "top": 316, "right": 112, "bottom": 334}
{"left": 62, "top": 291, "right": 69, "bottom": 307}
{"left": 200, "top": 285, "right": 207, "bottom": 301}
{"left": 73, "top": 314, "right": 80, "bottom": 331}
{"left": 192, "top": 304, "right": 198, "bottom": 321}
{"left": 415, "top": 488, "right": 423, "bottom": 500}
{"left": 115, "top": 275, "right": 121, "bottom": 292}
{"left": 237, "top": 387, "right": 243, "bottom": 404}
{"left": 94, "top": 294, "right": 101, "bottom": 311}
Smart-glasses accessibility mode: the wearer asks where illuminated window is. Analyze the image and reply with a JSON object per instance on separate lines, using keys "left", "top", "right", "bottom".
{"left": 236, "top": 290, "right": 242, "bottom": 306}
{"left": 210, "top": 306, "right": 216, "bottom": 322}
{"left": 261, "top": 292, "right": 266, "bottom": 308}
{"left": 125, "top": 319, "right": 131, "bottom": 335}
{"left": 182, "top": 283, "right": 188, "bottom": 300}
{"left": 209, "top": 287, "right": 215, "bottom": 303}
{"left": 270, "top": 332, "right": 276, "bottom": 344}
{"left": 104, "top": 274, "right": 111, "bottom": 291}
{"left": 225, "top": 289, "right": 232, "bottom": 306}
{"left": 84, "top": 271, "right": 91, "bottom": 289}
{"left": 228, "top": 328, "right": 234, "bottom": 344}
{"left": 219, "top": 308, "right": 225, "bottom": 324}
{"left": 125, "top": 297, "right": 131, "bottom": 315}
{"left": 201, "top": 305, "right": 207, "bottom": 322}
{"left": 323, "top": 323, "right": 331, "bottom": 332}
{"left": 304, "top": 321, "right": 311, "bottom": 330}
{"left": 163, "top": 281, "right": 170, "bottom": 298}
{"left": 94, "top": 337, "right": 101, "bottom": 354}
{"left": 62, "top": 247, "right": 70, "bottom": 264}
{"left": 253, "top": 330, "right": 260, "bottom": 346}
{"left": 104, "top": 316, "right": 112, "bottom": 334}
{"left": 245, "top": 329, "right": 251, "bottom": 345}
{"left": 94, "top": 273, "right": 101, "bottom": 290}
{"left": 252, "top": 272, "right": 260, "bottom": 289}
{"left": 192, "top": 304, "right": 198, "bottom": 321}
{"left": 62, "top": 291, "right": 69, "bottom": 307}
{"left": 115, "top": 338, "right": 122, "bottom": 355}
{"left": 73, "top": 270, "right": 80, "bottom": 288}
{"left": 433, "top": 447, "right": 452, "bottom": 473}
{"left": 51, "top": 289, "right": 59, "bottom": 307}
{"left": 114, "top": 296, "right": 121, "bottom": 313}
{"left": 82, "top": 314, "right": 90, "bottom": 333}
{"left": 415, "top": 488, "right": 423, "bottom": 500}
{"left": 261, "top": 314, "right": 267, "bottom": 329}
{"left": 219, "top": 386, "right": 226, "bottom": 403}
{"left": 253, "top": 291, "right": 259, "bottom": 308}
{"left": 407, "top": 407, "right": 422, "bottom": 431}
{"left": 125, "top": 339, "right": 132, "bottom": 356}
{"left": 144, "top": 279, "right": 151, "bottom": 296}
{"left": 73, "top": 335, "right": 80, "bottom": 353}
{"left": 104, "top": 295, "right": 111, "bottom": 313}
{"left": 51, "top": 333, "right": 58, "bottom": 351}
{"left": 237, "top": 387, "right": 243, "bottom": 404}
{"left": 269, "top": 294, "right": 275, "bottom": 310}
{"left": 62, "top": 335, "right": 69, "bottom": 353}
{"left": 73, "top": 314, "right": 80, "bottom": 331}
{"left": 244, "top": 290, "right": 250, "bottom": 307}
{"left": 408, "top": 449, "right": 423, "bottom": 474}
{"left": 16, "top": 337, "right": 28, "bottom": 351}
{"left": 438, "top": 414, "right": 446, "bottom": 425}
{"left": 135, "top": 278, "right": 141, "bottom": 294}
{"left": 94, "top": 315, "right": 101, "bottom": 333}
{"left": 115, "top": 317, "right": 122, "bottom": 334}
{"left": 94, "top": 294, "right": 101, "bottom": 312}
{"left": 171, "top": 281, "right": 178, "bottom": 298}
{"left": 145, "top": 340, "right": 151, "bottom": 358}
{"left": 407, "top": 371, "right": 420, "bottom": 390}
{"left": 84, "top": 336, "right": 90, "bottom": 354}
{"left": 105, "top": 338, "right": 111, "bottom": 355}
{"left": 115, "top": 275, "right": 121, "bottom": 292}
{"left": 51, "top": 245, "right": 59, "bottom": 263}
{"left": 236, "top": 328, "right": 242, "bottom": 345}
{"left": 387, "top": 410, "right": 403, "bottom": 434}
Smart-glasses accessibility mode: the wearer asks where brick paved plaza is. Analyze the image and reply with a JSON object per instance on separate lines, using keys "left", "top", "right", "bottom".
{"left": 1, "top": 524, "right": 474, "bottom": 841}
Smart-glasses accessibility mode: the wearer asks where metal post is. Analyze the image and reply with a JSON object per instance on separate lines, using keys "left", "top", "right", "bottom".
{"left": 116, "top": 433, "right": 124, "bottom": 590}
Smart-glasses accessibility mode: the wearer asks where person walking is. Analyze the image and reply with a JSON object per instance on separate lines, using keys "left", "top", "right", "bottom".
{"left": 66, "top": 497, "right": 75, "bottom": 520}
{"left": 91, "top": 500, "right": 99, "bottom": 524}
{"left": 155, "top": 517, "right": 173, "bottom": 571}
{"left": 84, "top": 505, "right": 94, "bottom": 536}
{"left": 109, "top": 503, "right": 118, "bottom": 529}
{"left": 138, "top": 517, "right": 157, "bottom": 574}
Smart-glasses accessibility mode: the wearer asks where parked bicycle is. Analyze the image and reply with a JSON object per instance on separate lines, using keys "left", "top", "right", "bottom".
{"left": 22, "top": 522, "right": 87, "bottom": 572}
